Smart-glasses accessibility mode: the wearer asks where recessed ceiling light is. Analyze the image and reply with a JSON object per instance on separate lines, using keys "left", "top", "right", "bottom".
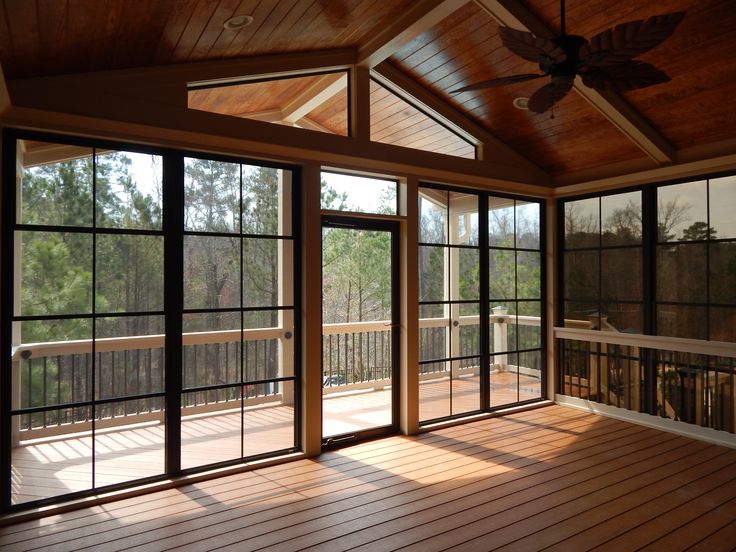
{"left": 513, "top": 97, "right": 529, "bottom": 110}
{"left": 223, "top": 15, "right": 254, "bottom": 30}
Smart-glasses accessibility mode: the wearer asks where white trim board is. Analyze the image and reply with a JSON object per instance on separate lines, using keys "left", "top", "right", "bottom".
{"left": 556, "top": 394, "right": 736, "bottom": 450}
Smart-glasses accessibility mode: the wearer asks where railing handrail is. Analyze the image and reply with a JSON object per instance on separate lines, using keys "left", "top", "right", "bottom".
{"left": 13, "top": 315, "right": 545, "bottom": 362}
{"left": 419, "top": 314, "right": 541, "bottom": 329}
{"left": 554, "top": 326, "right": 736, "bottom": 359}
{"left": 322, "top": 320, "right": 393, "bottom": 335}
{"left": 12, "top": 327, "right": 285, "bottom": 361}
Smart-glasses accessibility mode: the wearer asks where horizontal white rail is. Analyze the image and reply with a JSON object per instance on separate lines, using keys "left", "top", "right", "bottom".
{"left": 419, "top": 314, "right": 541, "bottom": 329}
{"left": 13, "top": 327, "right": 285, "bottom": 361}
{"left": 12, "top": 315, "right": 544, "bottom": 361}
{"left": 554, "top": 327, "right": 736, "bottom": 360}
{"left": 322, "top": 320, "right": 393, "bottom": 335}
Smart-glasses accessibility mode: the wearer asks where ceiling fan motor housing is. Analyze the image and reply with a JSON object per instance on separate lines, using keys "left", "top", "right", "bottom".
{"left": 545, "top": 34, "right": 587, "bottom": 78}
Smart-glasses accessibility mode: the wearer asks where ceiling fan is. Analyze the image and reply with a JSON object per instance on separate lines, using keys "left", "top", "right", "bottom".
{"left": 450, "top": 1, "right": 685, "bottom": 113}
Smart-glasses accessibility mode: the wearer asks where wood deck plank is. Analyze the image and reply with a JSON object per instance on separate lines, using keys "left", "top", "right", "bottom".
{"left": 589, "top": 482, "right": 736, "bottom": 552}
{"left": 156, "top": 426, "right": 655, "bottom": 552}
{"left": 1, "top": 405, "right": 734, "bottom": 552}
{"left": 12, "top": 413, "right": 609, "bottom": 550}
{"left": 1, "top": 407, "right": 573, "bottom": 542}
{"left": 686, "top": 519, "right": 736, "bottom": 552}
{"left": 4, "top": 413, "right": 620, "bottom": 549}
{"left": 174, "top": 424, "right": 668, "bottom": 549}
{"left": 639, "top": 496, "right": 736, "bottom": 551}
{"left": 452, "top": 448, "right": 736, "bottom": 552}
{"left": 304, "top": 436, "right": 711, "bottom": 552}
{"left": 216, "top": 428, "right": 671, "bottom": 552}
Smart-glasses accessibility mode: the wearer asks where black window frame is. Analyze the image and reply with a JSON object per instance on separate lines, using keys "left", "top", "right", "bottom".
{"left": 0, "top": 128, "right": 302, "bottom": 513}
{"left": 418, "top": 182, "right": 547, "bottom": 424}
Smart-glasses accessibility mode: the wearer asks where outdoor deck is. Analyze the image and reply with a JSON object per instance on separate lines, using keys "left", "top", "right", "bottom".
{"left": 10, "top": 373, "right": 539, "bottom": 505}
{"left": 2, "top": 404, "right": 736, "bottom": 551}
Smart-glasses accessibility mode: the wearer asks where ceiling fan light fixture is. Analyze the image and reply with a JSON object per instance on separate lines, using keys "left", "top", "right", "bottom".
{"left": 449, "top": 1, "right": 685, "bottom": 114}
{"left": 223, "top": 14, "right": 254, "bottom": 30}
{"left": 513, "top": 97, "right": 530, "bottom": 110}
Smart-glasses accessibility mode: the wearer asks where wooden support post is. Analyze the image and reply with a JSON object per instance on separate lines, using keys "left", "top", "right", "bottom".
{"left": 350, "top": 66, "right": 371, "bottom": 144}
{"left": 400, "top": 176, "right": 419, "bottom": 434}
{"left": 300, "top": 162, "right": 323, "bottom": 456}
{"left": 545, "top": 199, "right": 557, "bottom": 400}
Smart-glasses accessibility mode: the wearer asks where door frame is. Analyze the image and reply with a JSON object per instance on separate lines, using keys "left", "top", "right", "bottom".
{"left": 320, "top": 214, "right": 400, "bottom": 447}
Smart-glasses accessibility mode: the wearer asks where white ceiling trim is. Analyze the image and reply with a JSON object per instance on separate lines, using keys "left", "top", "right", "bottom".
{"left": 281, "top": 73, "right": 347, "bottom": 124}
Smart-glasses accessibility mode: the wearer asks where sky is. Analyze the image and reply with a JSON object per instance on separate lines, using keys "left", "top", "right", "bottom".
{"left": 120, "top": 152, "right": 736, "bottom": 240}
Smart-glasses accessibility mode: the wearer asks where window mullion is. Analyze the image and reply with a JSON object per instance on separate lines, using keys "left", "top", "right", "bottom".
{"left": 163, "top": 154, "right": 184, "bottom": 475}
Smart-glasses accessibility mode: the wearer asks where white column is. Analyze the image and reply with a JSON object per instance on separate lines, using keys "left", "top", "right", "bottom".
{"left": 492, "top": 305, "right": 509, "bottom": 372}
{"left": 277, "top": 170, "right": 294, "bottom": 405}
{"left": 448, "top": 205, "right": 460, "bottom": 381}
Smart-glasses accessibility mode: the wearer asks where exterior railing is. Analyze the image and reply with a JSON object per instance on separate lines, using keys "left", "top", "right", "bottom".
{"left": 322, "top": 321, "right": 393, "bottom": 389}
{"left": 556, "top": 327, "right": 736, "bottom": 434}
{"left": 12, "top": 315, "right": 544, "bottom": 439}
{"left": 419, "top": 313, "right": 542, "bottom": 375}
{"left": 12, "top": 327, "right": 287, "bottom": 438}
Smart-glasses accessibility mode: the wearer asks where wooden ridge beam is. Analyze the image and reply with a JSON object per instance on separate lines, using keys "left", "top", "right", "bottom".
{"left": 473, "top": 0, "right": 676, "bottom": 165}
{"left": 358, "top": 0, "right": 467, "bottom": 68}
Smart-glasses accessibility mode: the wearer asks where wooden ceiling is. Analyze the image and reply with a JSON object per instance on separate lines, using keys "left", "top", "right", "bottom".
{"left": 1, "top": 0, "right": 735, "bottom": 185}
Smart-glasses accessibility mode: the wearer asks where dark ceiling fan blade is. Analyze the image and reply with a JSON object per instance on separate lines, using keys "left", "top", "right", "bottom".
{"left": 581, "top": 61, "right": 671, "bottom": 92}
{"left": 449, "top": 73, "right": 546, "bottom": 94}
{"left": 580, "top": 12, "right": 685, "bottom": 66}
{"left": 498, "top": 27, "right": 566, "bottom": 65}
{"left": 527, "top": 76, "right": 574, "bottom": 113}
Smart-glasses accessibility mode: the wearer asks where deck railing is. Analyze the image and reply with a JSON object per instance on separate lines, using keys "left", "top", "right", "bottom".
{"left": 418, "top": 313, "right": 542, "bottom": 375}
{"left": 12, "top": 328, "right": 286, "bottom": 438}
{"left": 12, "top": 314, "right": 543, "bottom": 439}
{"left": 556, "top": 327, "right": 736, "bottom": 434}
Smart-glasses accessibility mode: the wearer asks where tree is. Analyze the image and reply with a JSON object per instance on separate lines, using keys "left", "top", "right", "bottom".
{"left": 603, "top": 199, "right": 642, "bottom": 244}
{"left": 657, "top": 199, "right": 690, "bottom": 242}
{"left": 682, "top": 221, "right": 716, "bottom": 241}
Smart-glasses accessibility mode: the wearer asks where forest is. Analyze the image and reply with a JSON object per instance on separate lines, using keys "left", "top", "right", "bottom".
{"left": 564, "top": 191, "right": 736, "bottom": 341}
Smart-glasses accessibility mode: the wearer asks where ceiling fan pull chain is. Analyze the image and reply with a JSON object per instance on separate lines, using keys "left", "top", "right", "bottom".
{"left": 560, "top": 0, "right": 565, "bottom": 35}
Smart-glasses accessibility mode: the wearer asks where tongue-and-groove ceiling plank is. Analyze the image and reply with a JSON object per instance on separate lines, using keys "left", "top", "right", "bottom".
{"left": 389, "top": 1, "right": 649, "bottom": 176}
{"left": 519, "top": 0, "right": 736, "bottom": 154}
{"left": 1, "top": 0, "right": 735, "bottom": 185}
{"left": 471, "top": 0, "right": 676, "bottom": 165}
{"left": 0, "top": 0, "right": 415, "bottom": 79}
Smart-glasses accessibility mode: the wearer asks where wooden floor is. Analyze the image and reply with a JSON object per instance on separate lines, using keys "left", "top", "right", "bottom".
{"left": 3, "top": 404, "right": 736, "bottom": 551}
{"left": 12, "top": 373, "right": 538, "bottom": 504}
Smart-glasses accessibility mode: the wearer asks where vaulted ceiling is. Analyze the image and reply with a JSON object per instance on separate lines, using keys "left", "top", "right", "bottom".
{"left": 1, "top": 0, "right": 735, "bottom": 186}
